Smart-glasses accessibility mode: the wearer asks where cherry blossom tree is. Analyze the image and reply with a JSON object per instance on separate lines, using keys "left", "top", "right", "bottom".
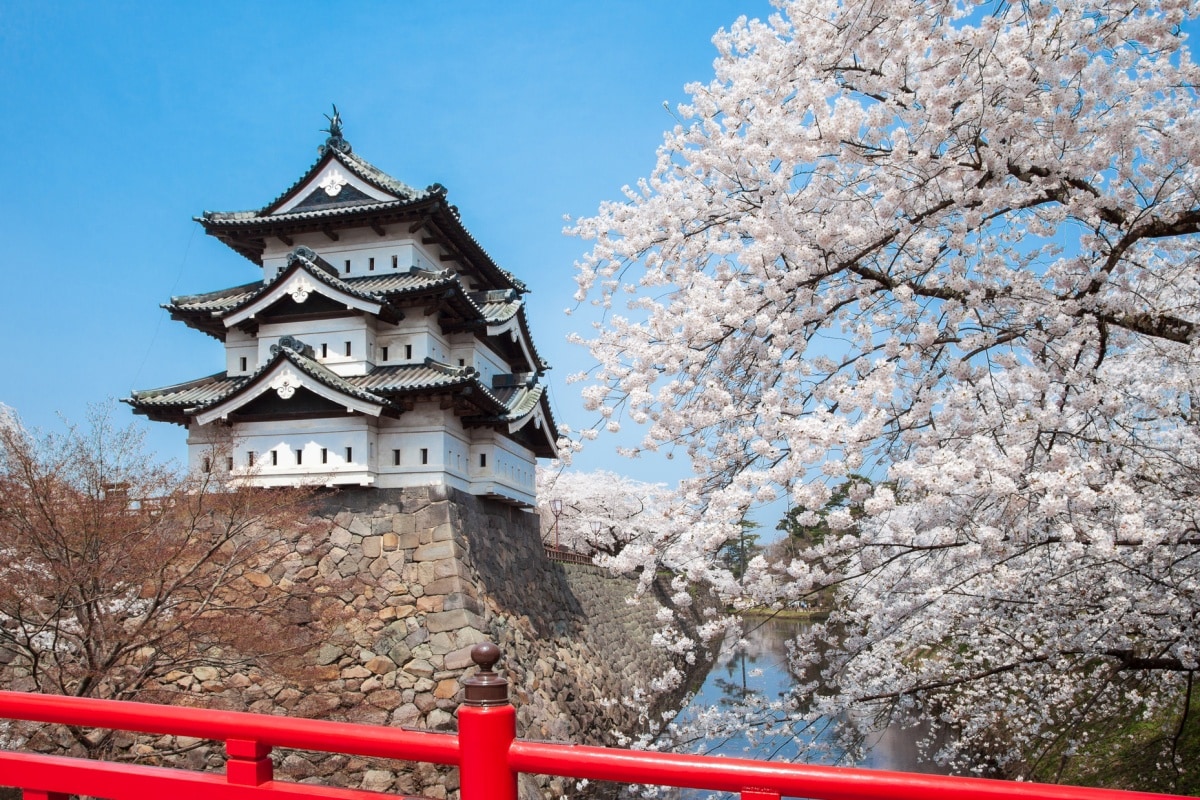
{"left": 535, "top": 467, "right": 671, "bottom": 561}
{"left": 569, "top": 0, "right": 1200, "bottom": 784}
{"left": 0, "top": 404, "right": 322, "bottom": 757}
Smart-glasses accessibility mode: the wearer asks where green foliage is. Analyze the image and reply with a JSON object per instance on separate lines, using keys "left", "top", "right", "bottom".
{"left": 717, "top": 519, "right": 761, "bottom": 580}
{"left": 1033, "top": 677, "right": 1200, "bottom": 795}
{"left": 776, "top": 475, "right": 875, "bottom": 548}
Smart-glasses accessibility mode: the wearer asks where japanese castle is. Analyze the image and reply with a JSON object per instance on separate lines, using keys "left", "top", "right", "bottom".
{"left": 127, "top": 112, "right": 557, "bottom": 507}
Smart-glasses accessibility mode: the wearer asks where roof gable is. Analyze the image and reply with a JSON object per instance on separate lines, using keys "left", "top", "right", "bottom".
{"left": 268, "top": 153, "right": 401, "bottom": 216}
{"left": 195, "top": 348, "right": 388, "bottom": 426}
{"left": 222, "top": 248, "right": 386, "bottom": 328}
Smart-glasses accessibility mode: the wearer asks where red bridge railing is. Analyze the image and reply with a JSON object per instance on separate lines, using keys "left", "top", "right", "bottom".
{"left": 0, "top": 643, "right": 1189, "bottom": 800}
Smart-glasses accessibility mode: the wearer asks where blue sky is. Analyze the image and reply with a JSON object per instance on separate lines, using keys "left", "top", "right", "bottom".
{"left": 0, "top": 1, "right": 775, "bottom": 489}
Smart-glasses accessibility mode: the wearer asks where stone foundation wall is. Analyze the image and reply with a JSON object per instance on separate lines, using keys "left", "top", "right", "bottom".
{"left": 5, "top": 486, "right": 707, "bottom": 800}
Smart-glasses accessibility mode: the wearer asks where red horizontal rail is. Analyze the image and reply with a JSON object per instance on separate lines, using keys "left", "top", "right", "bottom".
{"left": 508, "top": 740, "right": 1185, "bottom": 800}
{"left": 0, "top": 749, "right": 403, "bottom": 799}
{"left": 0, "top": 645, "right": 1192, "bottom": 800}
{"left": 0, "top": 690, "right": 459, "bottom": 766}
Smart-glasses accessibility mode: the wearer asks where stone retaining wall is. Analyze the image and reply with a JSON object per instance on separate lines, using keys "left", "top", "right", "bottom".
{"left": 2, "top": 489, "right": 700, "bottom": 800}
{"left": 304, "top": 486, "right": 704, "bottom": 797}
{"left": 5, "top": 486, "right": 707, "bottom": 800}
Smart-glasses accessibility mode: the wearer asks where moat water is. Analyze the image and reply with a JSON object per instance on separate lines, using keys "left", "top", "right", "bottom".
{"left": 659, "top": 617, "right": 949, "bottom": 798}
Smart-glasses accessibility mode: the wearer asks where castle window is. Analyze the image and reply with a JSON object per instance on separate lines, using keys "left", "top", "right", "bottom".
{"left": 295, "top": 449, "right": 303, "bottom": 465}
{"left": 247, "top": 451, "right": 256, "bottom": 466}
{"left": 202, "top": 457, "right": 211, "bottom": 473}
{"left": 381, "top": 346, "right": 388, "bottom": 361}
{"left": 344, "top": 259, "right": 351, "bottom": 274}
{"left": 345, "top": 447, "right": 353, "bottom": 462}
{"left": 345, "top": 341, "right": 352, "bottom": 357}
{"left": 480, "top": 453, "right": 487, "bottom": 468}
{"left": 369, "top": 257, "right": 375, "bottom": 271}
{"left": 392, "top": 254, "right": 398, "bottom": 269}
{"left": 405, "top": 344, "right": 413, "bottom": 360}
{"left": 271, "top": 451, "right": 278, "bottom": 467}
{"left": 458, "top": 359, "right": 465, "bottom": 367}
{"left": 226, "top": 456, "right": 234, "bottom": 471}
{"left": 240, "top": 356, "right": 247, "bottom": 371}
{"left": 321, "top": 343, "right": 328, "bottom": 359}
{"left": 321, "top": 448, "right": 328, "bottom": 464}
{"left": 420, "top": 448, "right": 429, "bottom": 465}
{"left": 393, "top": 449, "right": 401, "bottom": 466}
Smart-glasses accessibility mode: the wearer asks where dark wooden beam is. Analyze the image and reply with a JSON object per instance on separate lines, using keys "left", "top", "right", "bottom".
{"left": 322, "top": 227, "right": 340, "bottom": 241}
{"left": 277, "top": 233, "right": 294, "bottom": 246}
{"left": 408, "top": 220, "right": 426, "bottom": 234}
{"left": 421, "top": 237, "right": 438, "bottom": 245}
{"left": 370, "top": 222, "right": 386, "bottom": 237}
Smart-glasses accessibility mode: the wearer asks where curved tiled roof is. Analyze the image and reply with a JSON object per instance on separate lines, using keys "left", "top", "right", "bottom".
{"left": 126, "top": 371, "right": 246, "bottom": 410}
{"left": 195, "top": 141, "right": 526, "bottom": 294}
{"left": 128, "top": 352, "right": 532, "bottom": 424}
{"left": 164, "top": 255, "right": 537, "bottom": 358}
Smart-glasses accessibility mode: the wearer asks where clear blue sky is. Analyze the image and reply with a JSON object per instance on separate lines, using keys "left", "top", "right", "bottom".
{"left": 0, "top": 1, "right": 774, "bottom": 488}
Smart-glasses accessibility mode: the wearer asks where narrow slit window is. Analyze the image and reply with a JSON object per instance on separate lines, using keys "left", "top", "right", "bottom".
{"left": 480, "top": 453, "right": 487, "bottom": 468}
{"left": 381, "top": 346, "right": 389, "bottom": 361}
{"left": 240, "top": 356, "right": 248, "bottom": 371}
{"left": 393, "top": 449, "right": 401, "bottom": 466}
{"left": 202, "top": 457, "right": 211, "bottom": 473}
{"left": 392, "top": 254, "right": 398, "bottom": 269}
{"left": 369, "top": 257, "right": 375, "bottom": 271}
{"left": 271, "top": 451, "right": 278, "bottom": 466}
{"left": 405, "top": 344, "right": 413, "bottom": 360}
{"left": 247, "top": 451, "right": 256, "bottom": 466}
{"left": 345, "top": 447, "right": 353, "bottom": 462}
{"left": 345, "top": 341, "right": 352, "bottom": 357}
{"left": 321, "top": 448, "right": 328, "bottom": 464}
{"left": 226, "top": 456, "right": 234, "bottom": 471}
{"left": 344, "top": 259, "right": 351, "bottom": 274}
{"left": 295, "top": 449, "right": 303, "bottom": 465}
{"left": 420, "top": 448, "right": 429, "bottom": 465}
{"left": 321, "top": 343, "right": 328, "bottom": 358}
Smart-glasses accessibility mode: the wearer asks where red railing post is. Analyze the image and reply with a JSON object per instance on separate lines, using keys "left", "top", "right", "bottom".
{"left": 226, "top": 737, "right": 273, "bottom": 785}
{"left": 457, "top": 642, "right": 517, "bottom": 800}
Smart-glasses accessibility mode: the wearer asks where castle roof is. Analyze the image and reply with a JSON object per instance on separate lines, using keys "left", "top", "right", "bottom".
{"left": 126, "top": 346, "right": 558, "bottom": 457}
{"left": 165, "top": 247, "right": 549, "bottom": 373}
{"left": 197, "top": 134, "right": 526, "bottom": 294}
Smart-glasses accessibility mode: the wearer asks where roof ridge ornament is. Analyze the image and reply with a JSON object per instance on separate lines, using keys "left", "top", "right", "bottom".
{"left": 318, "top": 104, "right": 352, "bottom": 156}
{"left": 272, "top": 335, "right": 315, "bottom": 359}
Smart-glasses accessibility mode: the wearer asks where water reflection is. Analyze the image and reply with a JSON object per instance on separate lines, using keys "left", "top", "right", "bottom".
{"left": 661, "top": 617, "right": 946, "bottom": 798}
